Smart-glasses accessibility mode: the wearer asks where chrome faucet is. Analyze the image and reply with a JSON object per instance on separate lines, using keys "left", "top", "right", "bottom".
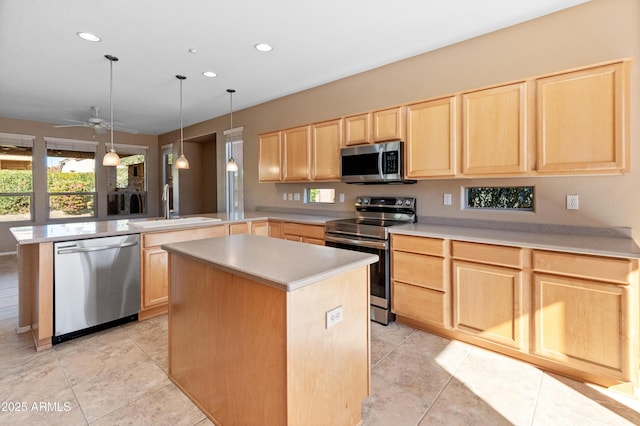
{"left": 162, "top": 184, "right": 170, "bottom": 219}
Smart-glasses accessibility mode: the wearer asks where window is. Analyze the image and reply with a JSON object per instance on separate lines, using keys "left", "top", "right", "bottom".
{"left": 225, "top": 130, "right": 244, "bottom": 218}
{"left": 466, "top": 186, "right": 534, "bottom": 210}
{"left": 46, "top": 138, "right": 97, "bottom": 219}
{"left": 107, "top": 144, "right": 148, "bottom": 216}
{"left": 0, "top": 133, "right": 34, "bottom": 222}
{"left": 305, "top": 188, "right": 335, "bottom": 204}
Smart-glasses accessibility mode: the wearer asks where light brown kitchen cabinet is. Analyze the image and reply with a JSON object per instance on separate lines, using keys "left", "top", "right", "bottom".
{"left": 406, "top": 97, "right": 457, "bottom": 178}
{"left": 283, "top": 125, "right": 311, "bottom": 181}
{"left": 344, "top": 113, "right": 371, "bottom": 146}
{"left": 251, "top": 220, "right": 269, "bottom": 236}
{"left": 462, "top": 82, "right": 528, "bottom": 175}
{"left": 281, "top": 222, "right": 325, "bottom": 245}
{"left": 391, "top": 235, "right": 448, "bottom": 327}
{"left": 451, "top": 241, "right": 528, "bottom": 350}
{"left": 229, "top": 222, "right": 249, "bottom": 235}
{"left": 259, "top": 131, "right": 282, "bottom": 182}
{"left": 372, "top": 106, "right": 405, "bottom": 143}
{"left": 532, "top": 250, "right": 636, "bottom": 381}
{"left": 311, "top": 119, "right": 342, "bottom": 181}
{"left": 140, "top": 225, "right": 228, "bottom": 319}
{"left": 268, "top": 220, "right": 283, "bottom": 238}
{"left": 536, "top": 61, "right": 631, "bottom": 174}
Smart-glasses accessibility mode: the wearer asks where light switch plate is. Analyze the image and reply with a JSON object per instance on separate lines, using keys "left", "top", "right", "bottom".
{"left": 339, "top": 193, "right": 345, "bottom": 203}
{"left": 294, "top": 193, "right": 301, "bottom": 201}
{"left": 566, "top": 194, "right": 579, "bottom": 210}
{"left": 443, "top": 193, "right": 452, "bottom": 206}
{"left": 282, "top": 193, "right": 287, "bottom": 201}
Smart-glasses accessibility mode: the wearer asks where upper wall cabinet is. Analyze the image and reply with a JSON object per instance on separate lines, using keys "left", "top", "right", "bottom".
{"left": 536, "top": 62, "right": 631, "bottom": 174}
{"left": 462, "top": 82, "right": 528, "bottom": 176}
{"left": 406, "top": 97, "right": 457, "bottom": 178}
{"left": 258, "top": 131, "right": 282, "bottom": 182}
{"left": 344, "top": 113, "right": 371, "bottom": 146}
{"left": 372, "top": 106, "right": 406, "bottom": 143}
{"left": 283, "top": 125, "right": 311, "bottom": 181}
{"left": 311, "top": 119, "right": 342, "bottom": 181}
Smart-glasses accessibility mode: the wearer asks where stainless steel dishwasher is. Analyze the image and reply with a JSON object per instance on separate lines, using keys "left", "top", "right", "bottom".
{"left": 53, "top": 234, "right": 140, "bottom": 344}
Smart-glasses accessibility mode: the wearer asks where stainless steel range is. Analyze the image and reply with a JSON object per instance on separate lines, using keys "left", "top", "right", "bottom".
{"left": 325, "top": 196, "right": 416, "bottom": 325}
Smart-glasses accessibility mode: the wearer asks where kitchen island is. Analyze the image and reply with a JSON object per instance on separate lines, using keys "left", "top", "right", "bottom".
{"left": 163, "top": 234, "right": 377, "bottom": 426}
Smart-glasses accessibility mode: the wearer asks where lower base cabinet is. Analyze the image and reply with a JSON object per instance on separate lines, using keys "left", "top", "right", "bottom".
{"left": 281, "top": 222, "right": 325, "bottom": 245}
{"left": 391, "top": 235, "right": 639, "bottom": 391}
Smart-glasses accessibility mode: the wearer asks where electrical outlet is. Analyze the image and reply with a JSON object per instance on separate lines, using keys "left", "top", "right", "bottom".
{"left": 566, "top": 194, "right": 579, "bottom": 210}
{"left": 325, "top": 305, "right": 343, "bottom": 328}
{"left": 294, "top": 193, "right": 301, "bottom": 201}
{"left": 282, "top": 193, "right": 287, "bottom": 201}
{"left": 443, "top": 193, "right": 452, "bottom": 206}
{"left": 339, "top": 193, "right": 345, "bottom": 203}
{"left": 287, "top": 193, "right": 293, "bottom": 201}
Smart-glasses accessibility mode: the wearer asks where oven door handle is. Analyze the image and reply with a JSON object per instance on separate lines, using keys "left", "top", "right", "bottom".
{"left": 324, "top": 234, "right": 388, "bottom": 250}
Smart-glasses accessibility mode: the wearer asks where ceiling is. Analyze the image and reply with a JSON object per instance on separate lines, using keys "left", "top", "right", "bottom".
{"left": 0, "top": 0, "right": 588, "bottom": 136}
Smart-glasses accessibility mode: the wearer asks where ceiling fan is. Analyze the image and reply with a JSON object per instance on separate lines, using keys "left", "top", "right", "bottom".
{"left": 54, "top": 105, "right": 138, "bottom": 134}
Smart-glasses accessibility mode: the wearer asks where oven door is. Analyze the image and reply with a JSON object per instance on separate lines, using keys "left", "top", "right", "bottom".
{"left": 324, "top": 233, "right": 390, "bottom": 310}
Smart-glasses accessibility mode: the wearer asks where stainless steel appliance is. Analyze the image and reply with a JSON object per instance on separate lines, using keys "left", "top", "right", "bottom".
{"left": 340, "top": 141, "right": 416, "bottom": 184}
{"left": 325, "top": 196, "right": 416, "bottom": 325}
{"left": 53, "top": 234, "right": 140, "bottom": 344}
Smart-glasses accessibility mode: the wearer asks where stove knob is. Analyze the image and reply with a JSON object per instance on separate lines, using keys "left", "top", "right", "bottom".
{"left": 356, "top": 198, "right": 362, "bottom": 204}
{"left": 396, "top": 199, "right": 403, "bottom": 206}
{"left": 363, "top": 198, "right": 370, "bottom": 204}
{"left": 405, "top": 199, "right": 412, "bottom": 206}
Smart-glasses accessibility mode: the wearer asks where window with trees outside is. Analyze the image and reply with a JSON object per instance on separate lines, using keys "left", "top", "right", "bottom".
{"left": 466, "top": 186, "right": 534, "bottom": 210}
{"left": 46, "top": 138, "right": 97, "bottom": 219}
{"left": 0, "top": 134, "right": 34, "bottom": 222}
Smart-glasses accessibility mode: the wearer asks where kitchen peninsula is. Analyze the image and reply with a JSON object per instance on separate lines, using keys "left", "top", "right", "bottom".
{"left": 162, "top": 234, "right": 377, "bottom": 426}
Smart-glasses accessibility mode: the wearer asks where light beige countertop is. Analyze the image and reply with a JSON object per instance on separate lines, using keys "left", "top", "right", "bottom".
{"left": 8, "top": 211, "right": 336, "bottom": 245}
{"left": 162, "top": 233, "right": 378, "bottom": 291}
{"left": 390, "top": 223, "right": 640, "bottom": 259}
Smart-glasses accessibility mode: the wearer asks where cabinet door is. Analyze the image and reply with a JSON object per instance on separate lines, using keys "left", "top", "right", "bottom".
{"left": 251, "top": 220, "right": 269, "bottom": 236}
{"left": 311, "top": 119, "right": 342, "bottom": 181}
{"left": 536, "top": 62, "right": 629, "bottom": 174}
{"left": 462, "top": 82, "right": 527, "bottom": 175}
{"left": 406, "top": 97, "right": 456, "bottom": 178}
{"left": 393, "top": 281, "right": 445, "bottom": 327}
{"left": 283, "top": 126, "right": 311, "bottom": 181}
{"left": 344, "top": 113, "right": 371, "bottom": 146}
{"left": 268, "top": 221, "right": 282, "bottom": 239}
{"left": 259, "top": 131, "right": 282, "bottom": 182}
{"left": 372, "top": 107, "right": 405, "bottom": 142}
{"left": 453, "top": 260, "right": 525, "bottom": 350}
{"left": 393, "top": 251, "right": 444, "bottom": 291}
{"left": 533, "top": 273, "right": 630, "bottom": 379}
{"left": 229, "top": 222, "right": 249, "bottom": 235}
{"left": 142, "top": 246, "right": 169, "bottom": 310}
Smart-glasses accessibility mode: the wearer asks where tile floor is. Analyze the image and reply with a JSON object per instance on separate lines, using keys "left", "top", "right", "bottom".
{"left": 1, "top": 253, "right": 640, "bottom": 425}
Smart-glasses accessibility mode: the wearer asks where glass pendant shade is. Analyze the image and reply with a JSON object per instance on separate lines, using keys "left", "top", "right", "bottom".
{"left": 226, "top": 157, "right": 238, "bottom": 172}
{"left": 103, "top": 148, "right": 120, "bottom": 166}
{"left": 175, "top": 154, "right": 190, "bottom": 169}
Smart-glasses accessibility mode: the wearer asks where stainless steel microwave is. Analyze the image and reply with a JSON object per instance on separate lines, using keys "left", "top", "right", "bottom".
{"left": 340, "top": 141, "right": 415, "bottom": 184}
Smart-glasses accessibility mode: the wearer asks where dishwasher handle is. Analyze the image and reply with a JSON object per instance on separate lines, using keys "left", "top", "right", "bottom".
{"left": 56, "top": 240, "right": 138, "bottom": 255}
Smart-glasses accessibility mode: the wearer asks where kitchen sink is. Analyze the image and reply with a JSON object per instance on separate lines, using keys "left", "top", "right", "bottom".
{"left": 128, "top": 216, "right": 222, "bottom": 229}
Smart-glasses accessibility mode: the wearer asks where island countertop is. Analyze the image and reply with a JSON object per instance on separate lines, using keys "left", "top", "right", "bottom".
{"left": 162, "top": 233, "right": 378, "bottom": 291}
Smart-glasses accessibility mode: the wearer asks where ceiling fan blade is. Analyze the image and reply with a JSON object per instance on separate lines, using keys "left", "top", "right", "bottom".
{"left": 112, "top": 125, "right": 139, "bottom": 134}
{"left": 54, "top": 124, "right": 90, "bottom": 128}
{"left": 62, "top": 119, "right": 91, "bottom": 125}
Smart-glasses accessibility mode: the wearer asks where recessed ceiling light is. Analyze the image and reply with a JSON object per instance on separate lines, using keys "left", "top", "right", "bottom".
{"left": 254, "top": 43, "right": 273, "bottom": 52}
{"left": 77, "top": 32, "right": 101, "bottom": 42}
{"left": 202, "top": 71, "right": 218, "bottom": 78}
{"left": 188, "top": 48, "right": 198, "bottom": 54}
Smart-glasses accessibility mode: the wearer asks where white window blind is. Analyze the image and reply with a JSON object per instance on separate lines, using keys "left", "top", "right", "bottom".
{"left": 113, "top": 143, "right": 148, "bottom": 155}
{"left": 0, "top": 133, "right": 35, "bottom": 147}
{"left": 45, "top": 137, "right": 98, "bottom": 152}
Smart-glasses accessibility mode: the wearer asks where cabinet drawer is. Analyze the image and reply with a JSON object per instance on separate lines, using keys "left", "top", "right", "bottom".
{"left": 532, "top": 250, "right": 633, "bottom": 285}
{"left": 392, "top": 251, "right": 444, "bottom": 291}
{"left": 281, "top": 222, "right": 325, "bottom": 240}
{"left": 392, "top": 234, "right": 445, "bottom": 257}
{"left": 143, "top": 225, "right": 227, "bottom": 247}
{"left": 452, "top": 241, "right": 522, "bottom": 268}
{"left": 392, "top": 281, "right": 444, "bottom": 327}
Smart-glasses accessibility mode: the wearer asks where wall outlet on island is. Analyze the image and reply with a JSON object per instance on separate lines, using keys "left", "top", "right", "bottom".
{"left": 282, "top": 193, "right": 287, "bottom": 201}
{"left": 566, "top": 194, "right": 579, "bottom": 210}
{"left": 325, "top": 305, "right": 343, "bottom": 328}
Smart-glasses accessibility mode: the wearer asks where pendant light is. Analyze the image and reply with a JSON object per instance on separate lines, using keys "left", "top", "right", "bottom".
{"left": 175, "top": 75, "right": 189, "bottom": 169}
{"left": 226, "top": 89, "right": 238, "bottom": 172}
{"left": 102, "top": 54, "right": 120, "bottom": 166}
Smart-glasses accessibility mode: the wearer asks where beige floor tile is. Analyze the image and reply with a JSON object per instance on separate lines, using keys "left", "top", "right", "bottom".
{"left": 363, "top": 331, "right": 470, "bottom": 426}
{"left": 90, "top": 383, "right": 207, "bottom": 425}
{"left": 450, "top": 346, "right": 542, "bottom": 425}
{"left": 55, "top": 327, "right": 172, "bottom": 422}
{"left": 533, "top": 373, "right": 640, "bottom": 425}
